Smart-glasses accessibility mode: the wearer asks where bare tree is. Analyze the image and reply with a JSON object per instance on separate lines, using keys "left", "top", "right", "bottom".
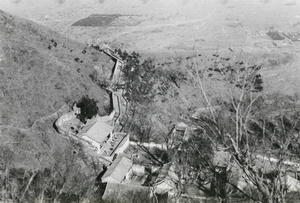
{"left": 177, "top": 52, "right": 300, "bottom": 203}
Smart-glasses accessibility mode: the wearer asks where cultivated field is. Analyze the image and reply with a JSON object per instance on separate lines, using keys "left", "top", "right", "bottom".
{"left": 2, "top": 0, "right": 300, "bottom": 95}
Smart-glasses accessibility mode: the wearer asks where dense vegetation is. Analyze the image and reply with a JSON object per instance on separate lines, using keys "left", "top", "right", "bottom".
{"left": 168, "top": 53, "right": 300, "bottom": 203}
{"left": 76, "top": 96, "right": 99, "bottom": 123}
{"left": 108, "top": 49, "right": 300, "bottom": 203}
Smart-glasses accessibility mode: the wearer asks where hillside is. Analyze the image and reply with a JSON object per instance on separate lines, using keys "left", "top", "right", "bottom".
{"left": 2, "top": 2, "right": 300, "bottom": 202}
{"left": 3, "top": 0, "right": 300, "bottom": 97}
{"left": 0, "top": 10, "right": 114, "bottom": 202}
{"left": 0, "top": 10, "right": 114, "bottom": 128}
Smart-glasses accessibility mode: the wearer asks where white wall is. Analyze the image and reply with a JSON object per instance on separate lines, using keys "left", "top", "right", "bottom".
{"left": 82, "top": 135, "right": 100, "bottom": 152}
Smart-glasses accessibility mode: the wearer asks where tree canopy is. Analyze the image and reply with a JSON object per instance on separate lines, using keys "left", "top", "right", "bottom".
{"left": 117, "top": 49, "right": 158, "bottom": 104}
{"left": 76, "top": 96, "right": 99, "bottom": 124}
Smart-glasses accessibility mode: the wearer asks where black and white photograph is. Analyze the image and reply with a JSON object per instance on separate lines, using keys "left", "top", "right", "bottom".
{"left": 1, "top": 0, "right": 300, "bottom": 202}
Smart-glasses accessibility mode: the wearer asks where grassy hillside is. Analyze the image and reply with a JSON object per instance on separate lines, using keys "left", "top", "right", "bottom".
{"left": 0, "top": 10, "right": 114, "bottom": 128}
{"left": 0, "top": 10, "right": 115, "bottom": 202}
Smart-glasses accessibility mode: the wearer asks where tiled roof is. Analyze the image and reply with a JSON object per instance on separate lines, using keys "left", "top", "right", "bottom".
{"left": 153, "top": 163, "right": 178, "bottom": 185}
{"left": 102, "top": 182, "right": 150, "bottom": 203}
{"left": 102, "top": 156, "right": 133, "bottom": 183}
{"left": 78, "top": 119, "right": 113, "bottom": 143}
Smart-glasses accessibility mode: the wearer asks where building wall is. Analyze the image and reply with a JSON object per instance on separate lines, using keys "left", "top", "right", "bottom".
{"left": 114, "top": 134, "right": 130, "bottom": 155}
{"left": 82, "top": 135, "right": 100, "bottom": 152}
{"left": 132, "top": 164, "right": 145, "bottom": 175}
{"left": 55, "top": 111, "right": 77, "bottom": 134}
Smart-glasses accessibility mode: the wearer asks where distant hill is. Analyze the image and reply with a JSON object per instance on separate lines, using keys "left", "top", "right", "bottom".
{"left": 0, "top": 10, "right": 114, "bottom": 128}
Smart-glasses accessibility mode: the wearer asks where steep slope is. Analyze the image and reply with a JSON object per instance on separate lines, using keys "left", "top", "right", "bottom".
{"left": 0, "top": 10, "right": 115, "bottom": 202}
{"left": 0, "top": 9, "right": 114, "bottom": 128}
